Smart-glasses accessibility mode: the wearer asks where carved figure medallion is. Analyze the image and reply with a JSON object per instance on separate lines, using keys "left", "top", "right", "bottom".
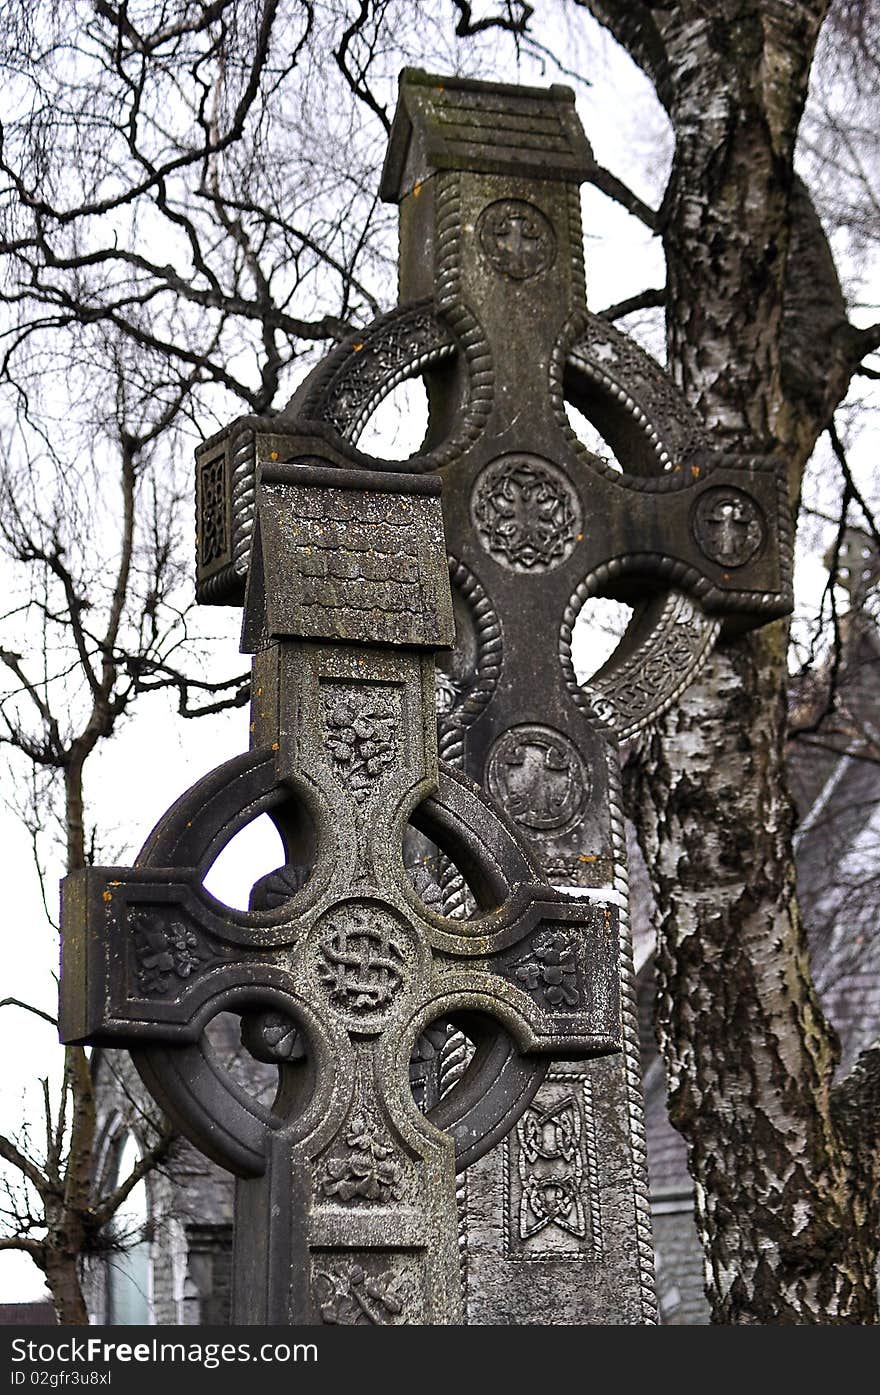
{"left": 692, "top": 487, "right": 765, "bottom": 568}
{"left": 486, "top": 725, "right": 588, "bottom": 834}
{"left": 471, "top": 456, "right": 581, "bottom": 573}
{"left": 477, "top": 199, "right": 557, "bottom": 281}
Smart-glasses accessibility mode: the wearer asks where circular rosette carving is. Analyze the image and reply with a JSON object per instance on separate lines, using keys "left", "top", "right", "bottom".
{"left": 486, "top": 726, "right": 589, "bottom": 836}
{"left": 477, "top": 198, "right": 557, "bottom": 281}
{"left": 471, "top": 455, "right": 582, "bottom": 574}
{"left": 692, "top": 487, "right": 765, "bottom": 568}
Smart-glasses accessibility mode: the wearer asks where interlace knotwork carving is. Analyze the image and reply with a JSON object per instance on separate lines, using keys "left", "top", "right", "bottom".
{"left": 131, "top": 913, "right": 203, "bottom": 996}
{"left": 517, "top": 1095, "right": 586, "bottom": 1241}
{"left": 197, "top": 447, "right": 227, "bottom": 567}
{"left": 316, "top": 309, "right": 451, "bottom": 439}
{"left": 587, "top": 594, "right": 715, "bottom": 731}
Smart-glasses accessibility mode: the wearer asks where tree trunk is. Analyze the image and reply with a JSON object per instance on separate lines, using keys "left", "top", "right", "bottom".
{"left": 586, "top": 1, "right": 879, "bottom": 1321}
{"left": 625, "top": 632, "right": 878, "bottom": 1322}
{"left": 44, "top": 1247, "right": 90, "bottom": 1326}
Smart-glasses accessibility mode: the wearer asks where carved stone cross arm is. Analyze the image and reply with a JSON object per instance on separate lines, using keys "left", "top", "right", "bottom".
{"left": 60, "top": 445, "right": 621, "bottom": 1325}
{"left": 192, "top": 75, "right": 792, "bottom": 747}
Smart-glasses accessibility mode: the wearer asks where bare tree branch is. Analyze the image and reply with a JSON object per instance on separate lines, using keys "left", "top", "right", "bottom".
{"left": 0, "top": 998, "right": 57, "bottom": 1028}
{"left": 599, "top": 286, "right": 665, "bottom": 321}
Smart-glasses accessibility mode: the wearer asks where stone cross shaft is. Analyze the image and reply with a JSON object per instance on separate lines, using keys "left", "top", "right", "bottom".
{"left": 60, "top": 451, "right": 621, "bottom": 1325}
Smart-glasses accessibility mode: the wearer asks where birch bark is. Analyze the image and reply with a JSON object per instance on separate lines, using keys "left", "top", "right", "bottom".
{"left": 583, "top": 0, "right": 880, "bottom": 1320}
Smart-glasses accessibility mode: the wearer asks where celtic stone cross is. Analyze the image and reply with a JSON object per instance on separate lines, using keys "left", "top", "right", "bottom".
{"left": 59, "top": 447, "right": 622, "bottom": 1324}
{"left": 188, "top": 72, "right": 790, "bottom": 1323}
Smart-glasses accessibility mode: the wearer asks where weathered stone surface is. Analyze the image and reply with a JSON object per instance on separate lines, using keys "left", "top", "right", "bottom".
{"left": 61, "top": 453, "right": 622, "bottom": 1325}
{"left": 63, "top": 69, "right": 794, "bottom": 1327}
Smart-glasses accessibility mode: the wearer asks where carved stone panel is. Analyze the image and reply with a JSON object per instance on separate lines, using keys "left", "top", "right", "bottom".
{"left": 130, "top": 910, "right": 206, "bottom": 998}
{"left": 312, "top": 1251, "right": 423, "bottom": 1325}
{"left": 321, "top": 682, "right": 401, "bottom": 805}
{"left": 196, "top": 442, "right": 229, "bottom": 571}
{"left": 504, "top": 1071, "right": 602, "bottom": 1262}
{"left": 244, "top": 461, "right": 454, "bottom": 652}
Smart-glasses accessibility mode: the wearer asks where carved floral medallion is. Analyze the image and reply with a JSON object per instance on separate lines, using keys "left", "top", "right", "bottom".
{"left": 471, "top": 455, "right": 581, "bottom": 573}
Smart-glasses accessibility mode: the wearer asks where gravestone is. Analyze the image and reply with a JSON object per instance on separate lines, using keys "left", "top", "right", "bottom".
{"left": 190, "top": 72, "right": 790, "bottom": 1323}
{"left": 60, "top": 449, "right": 623, "bottom": 1324}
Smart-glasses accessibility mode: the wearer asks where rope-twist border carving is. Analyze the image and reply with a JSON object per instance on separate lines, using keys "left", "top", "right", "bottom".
{"left": 559, "top": 581, "right": 720, "bottom": 741}
{"left": 606, "top": 746, "right": 659, "bottom": 1323}
{"left": 438, "top": 556, "right": 503, "bottom": 769}
{"left": 428, "top": 171, "right": 495, "bottom": 471}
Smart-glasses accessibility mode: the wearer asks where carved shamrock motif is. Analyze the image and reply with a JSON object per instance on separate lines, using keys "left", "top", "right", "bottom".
{"left": 515, "top": 930, "right": 579, "bottom": 1009}
{"left": 320, "top": 1110, "right": 403, "bottom": 1203}
{"left": 324, "top": 694, "right": 398, "bottom": 802}
{"left": 132, "top": 914, "right": 202, "bottom": 996}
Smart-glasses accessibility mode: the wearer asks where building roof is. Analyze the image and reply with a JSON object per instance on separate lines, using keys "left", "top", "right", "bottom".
{"left": 0, "top": 1301, "right": 56, "bottom": 1325}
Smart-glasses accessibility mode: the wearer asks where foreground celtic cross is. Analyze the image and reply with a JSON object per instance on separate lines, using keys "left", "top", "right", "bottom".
{"left": 189, "top": 73, "right": 791, "bottom": 1323}
{"left": 60, "top": 451, "right": 622, "bottom": 1324}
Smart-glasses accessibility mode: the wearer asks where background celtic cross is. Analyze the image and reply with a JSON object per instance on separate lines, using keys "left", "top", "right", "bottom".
{"left": 189, "top": 71, "right": 791, "bottom": 1324}
{"left": 60, "top": 453, "right": 622, "bottom": 1325}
